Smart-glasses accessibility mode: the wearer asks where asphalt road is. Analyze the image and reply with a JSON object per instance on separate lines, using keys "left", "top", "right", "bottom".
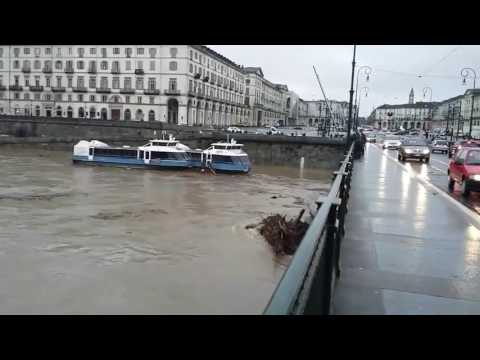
{"left": 374, "top": 143, "right": 480, "bottom": 215}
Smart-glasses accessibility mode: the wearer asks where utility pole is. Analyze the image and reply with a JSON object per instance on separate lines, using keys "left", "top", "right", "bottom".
{"left": 446, "top": 104, "right": 451, "bottom": 138}
{"left": 346, "top": 45, "right": 356, "bottom": 149}
{"left": 460, "top": 68, "right": 476, "bottom": 139}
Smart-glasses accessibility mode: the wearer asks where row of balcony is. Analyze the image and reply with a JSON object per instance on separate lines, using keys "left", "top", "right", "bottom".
{"left": 19, "top": 70, "right": 243, "bottom": 93}
{"left": 186, "top": 90, "right": 242, "bottom": 105}
{"left": 20, "top": 68, "right": 145, "bottom": 75}
{"left": 1, "top": 86, "right": 244, "bottom": 103}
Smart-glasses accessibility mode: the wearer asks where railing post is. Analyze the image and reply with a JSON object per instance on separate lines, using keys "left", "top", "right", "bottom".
{"left": 323, "top": 204, "right": 338, "bottom": 314}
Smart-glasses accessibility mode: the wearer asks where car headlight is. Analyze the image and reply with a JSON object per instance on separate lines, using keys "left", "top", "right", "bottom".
{"left": 422, "top": 149, "right": 430, "bottom": 154}
{"left": 405, "top": 149, "right": 413, "bottom": 154}
{"left": 469, "top": 175, "right": 480, "bottom": 181}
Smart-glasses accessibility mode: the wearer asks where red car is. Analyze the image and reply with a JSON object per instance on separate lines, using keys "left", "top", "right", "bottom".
{"left": 448, "top": 140, "right": 480, "bottom": 158}
{"left": 448, "top": 148, "right": 480, "bottom": 196}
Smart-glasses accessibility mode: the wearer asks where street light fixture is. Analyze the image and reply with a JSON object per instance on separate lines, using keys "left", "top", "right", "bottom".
{"left": 353, "top": 65, "right": 372, "bottom": 131}
{"left": 460, "top": 67, "right": 477, "bottom": 139}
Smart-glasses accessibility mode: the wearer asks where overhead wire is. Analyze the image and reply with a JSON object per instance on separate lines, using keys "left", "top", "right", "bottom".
{"left": 421, "top": 46, "right": 462, "bottom": 76}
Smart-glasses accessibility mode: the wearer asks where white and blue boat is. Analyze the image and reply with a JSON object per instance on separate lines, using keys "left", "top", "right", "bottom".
{"left": 188, "top": 139, "right": 251, "bottom": 173}
{"left": 72, "top": 136, "right": 191, "bottom": 170}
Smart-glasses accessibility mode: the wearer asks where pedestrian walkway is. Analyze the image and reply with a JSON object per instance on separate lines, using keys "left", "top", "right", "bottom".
{"left": 332, "top": 143, "right": 480, "bottom": 314}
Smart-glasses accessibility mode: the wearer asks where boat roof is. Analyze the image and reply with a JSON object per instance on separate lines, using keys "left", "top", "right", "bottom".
{"left": 211, "top": 142, "right": 244, "bottom": 147}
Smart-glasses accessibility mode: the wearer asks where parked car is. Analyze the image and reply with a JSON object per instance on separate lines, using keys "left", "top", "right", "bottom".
{"left": 398, "top": 139, "right": 431, "bottom": 163}
{"left": 227, "top": 126, "right": 242, "bottom": 133}
{"left": 448, "top": 139, "right": 480, "bottom": 158}
{"left": 265, "top": 126, "right": 283, "bottom": 135}
{"left": 448, "top": 148, "right": 480, "bottom": 196}
{"left": 430, "top": 139, "right": 449, "bottom": 154}
{"left": 382, "top": 136, "right": 402, "bottom": 150}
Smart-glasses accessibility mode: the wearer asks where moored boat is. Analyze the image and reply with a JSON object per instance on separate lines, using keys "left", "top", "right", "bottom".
{"left": 187, "top": 139, "right": 251, "bottom": 173}
{"left": 72, "top": 136, "right": 191, "bottom": 170}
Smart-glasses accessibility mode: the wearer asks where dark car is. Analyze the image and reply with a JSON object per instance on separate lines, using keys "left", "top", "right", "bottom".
{"left": 448, "top": 140, "right": 480, "bottom": 158}
{"left": 398, "top": 139, "right": 431, "bottom": 163}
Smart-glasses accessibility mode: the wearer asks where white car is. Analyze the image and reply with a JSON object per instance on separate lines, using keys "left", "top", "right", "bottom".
{"left": 265, "top": 127, "right": 283, "bottom": 135}
{"left": 227, "top": 127, "right": 242, "bottom": 133}
{"left": 383, "top": 136, "right": 402, "bottom": 150}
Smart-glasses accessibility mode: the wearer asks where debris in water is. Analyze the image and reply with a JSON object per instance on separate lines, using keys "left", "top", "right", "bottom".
{"left": 257, "top": 209, "right": 308, "bottom": 256}
{"left": 271, "top": 195, "right": 278, "bottom": 199}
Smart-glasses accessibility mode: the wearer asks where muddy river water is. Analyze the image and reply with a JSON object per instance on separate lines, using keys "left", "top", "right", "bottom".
{"left": 0, "top": 145, "right": 332, "bottom": 314}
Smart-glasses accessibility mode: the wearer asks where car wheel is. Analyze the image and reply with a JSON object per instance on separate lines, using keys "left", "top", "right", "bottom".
{"left": 461, "top": 179, "right": 470, "bottom": 197}
{"left": 448, "top": 176, "right": 455, "bottom": 191}
{"left": 424, "top": 157, "right": 430, "bottom": 164}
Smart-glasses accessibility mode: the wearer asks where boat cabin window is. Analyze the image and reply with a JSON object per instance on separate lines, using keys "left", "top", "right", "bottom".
{"left": 151, "top": 141, "right": 177, "bottom": 147}
{"left": 89, "top": 148, "right": 93, "bottom": 156}
{"left": 94, "top": 148, "right": 138, "bottom": 158}
{"left": 212, "top": 155, "right": 234, "bottom": 163}
{"left": 188, "top": 152, "right": 202, "bottom": 160}
{"left": 151, "top": 151, "right": 187, "bottom": 160}
{"left": 213, "top": 145, "right": 242, "bottom": 150}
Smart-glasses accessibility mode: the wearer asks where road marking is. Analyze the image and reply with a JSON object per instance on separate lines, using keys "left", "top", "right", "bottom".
{"left": 431, "top": 158, "right": 450, "bottom": 167}
{"left": 371, "top": 145, "right": 480, "bottom": 229}
{"left": 430, "top": 164, "right": 445, "bottom": 173}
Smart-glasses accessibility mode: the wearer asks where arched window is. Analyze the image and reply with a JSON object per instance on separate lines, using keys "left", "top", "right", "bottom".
{"left": 148, "top": 110, "right": 155, "bottom": 121}
{"left": 101, "top": 108, "right": 108, "bottom": 120}
{"left": 136, "top": 109, "right": 144, "bottom": 121}
{"left": 124, "top": 109, "right": 131, "bottom": 121}
{"left": 79, "top": 107, "right": 84, "bottom": 118}
{"left": 67, "top": 106, "right": 73, "bottom": 118}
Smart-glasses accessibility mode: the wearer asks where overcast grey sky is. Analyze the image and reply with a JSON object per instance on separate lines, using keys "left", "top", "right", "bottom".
{"left": 208, "top": 45, "right": 480, "bottom": 117}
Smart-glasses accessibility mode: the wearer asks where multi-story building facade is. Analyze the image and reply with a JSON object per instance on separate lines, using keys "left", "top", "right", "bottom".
{"left": 295, "top": 99, "right": 350, "bottom": 130}
{"left": 0, "top": 45, "right": 250, "bottom": 126}
{"left": 373, "top": 102, "right": 438, "bottom": 131}
{"left": 460, "top": 89, "right": 480, "bottom": 137}
{"left": 431, "top": 95, "right": 463, "bottom": 131}
{"left": 242, "top": 67, "right": 286, "bottom": 127}
{"left": 285, "top": 90, "right": 301, "bottom": 126}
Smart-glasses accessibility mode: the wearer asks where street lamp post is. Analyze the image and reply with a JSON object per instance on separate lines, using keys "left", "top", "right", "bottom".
{"left": 423, "top": 86, "right": 433, "bottom": 132}
{"left": 353, "top": 65, "right": 372, "bottom": 131}
{"left": 346, "top": 45, "right": 357, "bottom": 149}
{"left": 356, "top": 87, "right": 368, "bottom": 129}
{"left": 446, "top": 104, "right": 451, "bottom": 139}
{"left": 460, "top": 67, "right": 477, "bottom": 139}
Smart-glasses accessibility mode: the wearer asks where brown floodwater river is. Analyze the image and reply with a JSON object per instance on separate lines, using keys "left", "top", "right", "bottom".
{"left": 0, "top": 145, "right": 332, "bottom": 314}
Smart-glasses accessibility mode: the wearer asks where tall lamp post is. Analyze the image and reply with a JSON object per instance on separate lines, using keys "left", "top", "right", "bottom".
{"left": 422, "top": 86, "right": 433, "bottom": 133}
{"left": 353, "top": 65, "right": 372, "bottom": 131}
{"left": 355, "top": 86, "right": 369, "bottom": 129}
{"left": 446, "top": 104, "right": 452, "bottom": 140}
{"left": 346, "top": 45, "right": 357, "bottom": 149}
{"left": 460, "top": 67, "right": 476, "bottom": 139}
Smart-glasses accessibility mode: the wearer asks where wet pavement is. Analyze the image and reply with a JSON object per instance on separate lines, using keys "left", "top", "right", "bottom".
{"left": 333, "top": 143, "right": 480, "bottom": 314}
{"left": 0, "top": 145, "right": 332, "bottom": 314}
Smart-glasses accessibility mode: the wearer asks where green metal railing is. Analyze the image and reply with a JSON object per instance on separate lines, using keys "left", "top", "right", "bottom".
{"left": 264, "top": 144, "right": 354, "bottom": 315}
